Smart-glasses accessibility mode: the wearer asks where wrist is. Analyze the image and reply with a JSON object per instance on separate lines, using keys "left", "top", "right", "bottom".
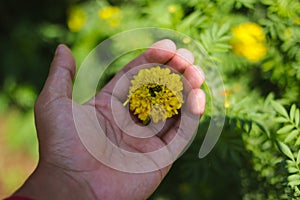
{"left": 13, "top": 161, "right": 95, "bottom": 200}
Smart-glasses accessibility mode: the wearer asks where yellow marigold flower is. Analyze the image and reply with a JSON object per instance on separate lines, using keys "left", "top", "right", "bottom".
{"left": 294, "top": 17, "right": 300, "bottom": 25}
{"left": 224, "top": 100, "right": 231, "bottom": 109}
{"left": 124, "top": 66, "right": 184, "bottom": 124}
{"left": 220, "top": 89, "right": 232, "bottom": 97}
{"left": 98, "top": 6, "right": 121, "bottom": 27}
{"left": 231, "top": 22, "right": 267, "bottom": 62}
{"left": 168, "top": 4, "right": 177, "bottom": 13}
{"left": 67, "top": 6, "right": 87, "bottom": 32}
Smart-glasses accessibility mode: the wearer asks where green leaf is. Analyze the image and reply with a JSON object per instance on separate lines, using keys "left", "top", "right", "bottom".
{"left": 289, "top": 180, "right": 300, "bottom": 187}
{"left": 242, "top": 121, "right": 252, "bottom": 133}
{"left": 278, "top": 142, "right": 294, "bottom": 161}
{"left": 217, "top": 23, "right": 230, "bottom": 38}
{"left": 290, "top": 104, "right": 296, "bottom": 122}
{"left": 288, "top": 167, "right": 299, "bottom": 173}
{"left": 199, "top": 23, "right": 232, "bottom": 54}
{"left": 255, "top": 122, "right": 270, "bottom": 137}
{"left": 297, "top": 150, "right": 300, "bottom": 165}
{"left": 272, "top": 101, "right": 289, "bottom": 118}
{"left": 295, "top": 186, "right": 300, "bottom": 195}
{"left": 287, "top": 160, "right": 295, "bottom": 165}
{"left": 288, "top": 174, "right": 300, "bottom": 187}
{"left": 296, "top": 136, "right": 300, "bottom": 146}
{"left": 178, "top": 11, "right": 204, "bottom": 30}
{"left": 288, "top": 174, "right": 300, "bottom": 182}
{"left": 295, "top": 109, "right": 299, "bottom": 127}
{"left": 275, "top": 117, "right": 290, "bottom": 123}
{"left": 277, "top": 125, "right": 295, "bottom": 134}
{"left": 284, "top": 129, "right": 299, "bottom": 143}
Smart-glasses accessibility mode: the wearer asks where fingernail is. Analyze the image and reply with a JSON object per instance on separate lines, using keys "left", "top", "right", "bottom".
{"left": 163, "top": 39, "right": 176, "bottom": 50}
{"left": 55, "top": 44, "right": 66, "bottom": 55}
{"left": 152, "top": 39, "right": 176, "bottom": 51}
{"left": 194, "top": 66, "right": 205, "bottom": 82}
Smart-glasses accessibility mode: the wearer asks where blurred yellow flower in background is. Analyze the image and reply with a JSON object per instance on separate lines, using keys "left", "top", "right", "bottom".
{"left": 124, "top": 66, "right": 183, "bottom": 124}
{"left": 224, "top": 100, "right": 231, "bottom": 108}
{"left": 221, "top": 89, "right": 232, "bottom": 109}
{"left": 231, "top": 22, "right": 267, "bottom": 62}
{"left": 293, "top": 17, "right": 300, "bottom": 25}
{"left": 98, "top": 6, "right": 121, "bottom": 27}
{"left": 67, "top": 6, "right": 87, "bottom": 32}
{"left": 183, "top": 37, "right": 191, "bottom": 44}
{"left": 168, "top": 4, "right": 178, "bottom": 13}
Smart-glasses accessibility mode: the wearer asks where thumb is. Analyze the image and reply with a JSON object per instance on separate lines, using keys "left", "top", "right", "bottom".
{"left": 38, "top": 44, "right": 76, "bottom": 105}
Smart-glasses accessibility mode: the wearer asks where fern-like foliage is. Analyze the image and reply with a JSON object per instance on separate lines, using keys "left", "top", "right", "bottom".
{"left": 272, "top": 102, "right": 300, "bottom": 145}
{"left": 199, "top": 23, "right": 232, "bottom": 54}
{"left": 272, "top": 101, "right": 300, "bottom": 199}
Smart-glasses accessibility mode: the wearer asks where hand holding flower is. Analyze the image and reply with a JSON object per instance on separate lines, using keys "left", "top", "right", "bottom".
{"left": 12, "top": 39, "right": 206, "bottom": 200}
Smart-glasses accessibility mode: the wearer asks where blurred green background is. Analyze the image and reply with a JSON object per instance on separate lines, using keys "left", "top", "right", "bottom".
{"left": 0, "top": 0, "right": 300, "bottom": 199}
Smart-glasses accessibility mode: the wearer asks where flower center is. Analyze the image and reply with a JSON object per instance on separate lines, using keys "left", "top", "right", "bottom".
{"left": 124, "top": 66, "right": 184, "bottom": 124}
{"left": 149, "top": 85, "right": 162, "bottom": 97}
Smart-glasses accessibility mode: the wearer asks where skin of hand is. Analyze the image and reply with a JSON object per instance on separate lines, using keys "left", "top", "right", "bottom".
{"left": 13, "top": 39, "right": 206, "bottom": 200}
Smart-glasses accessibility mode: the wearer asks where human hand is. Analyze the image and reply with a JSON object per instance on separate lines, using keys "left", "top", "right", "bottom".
{"left": 13, "top": 39, "right": 205, "bottom": 200}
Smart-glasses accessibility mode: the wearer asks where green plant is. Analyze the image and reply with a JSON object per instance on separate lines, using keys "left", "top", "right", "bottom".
{"left": 1, "top": 0, "right": 300, "bottom": 198}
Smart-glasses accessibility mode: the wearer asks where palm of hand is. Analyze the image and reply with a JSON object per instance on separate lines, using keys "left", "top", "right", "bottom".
{"left": 33, "top": 40, "right": 205, "bottom": 200}
{"left": 35, "top": 95, "right": 167, "bottom": 199}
